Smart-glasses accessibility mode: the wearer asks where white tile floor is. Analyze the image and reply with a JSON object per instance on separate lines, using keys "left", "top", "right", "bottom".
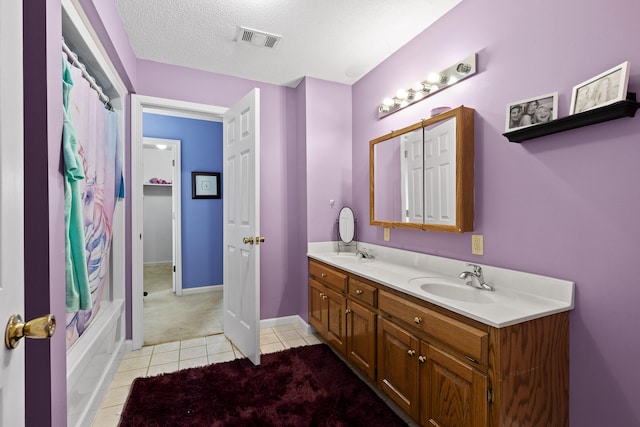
{"left": 91, "top": 324, "right": 321, "bottom": 427}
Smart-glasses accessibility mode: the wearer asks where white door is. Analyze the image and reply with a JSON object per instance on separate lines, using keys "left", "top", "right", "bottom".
{"left": 223, "top": 89, "right": 261, "bottom": 365}
{"left": 0, "top": 0, "right": 26, "bottom": 424}
{"left": 424, "top": 117, "right": 457, "bottom": 225}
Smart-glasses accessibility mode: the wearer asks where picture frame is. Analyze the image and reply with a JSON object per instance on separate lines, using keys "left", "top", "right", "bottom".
{"left": 569, "top": 61, "right": 630, "bottom": 114}
{"left": 192, "top": 172, "right": 221, "bottom": 199}
{"left": 505, "top": 92, "right": 558, "bottom": 131}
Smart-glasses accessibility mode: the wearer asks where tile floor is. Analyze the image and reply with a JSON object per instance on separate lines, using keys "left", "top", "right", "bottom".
{"left": 91, "top": 324, "right": 321, "bottom": 427}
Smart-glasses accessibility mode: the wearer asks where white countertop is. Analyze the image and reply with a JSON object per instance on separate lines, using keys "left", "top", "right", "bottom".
{"left": 307, "top": 242, "right": 575, "bottom": 328}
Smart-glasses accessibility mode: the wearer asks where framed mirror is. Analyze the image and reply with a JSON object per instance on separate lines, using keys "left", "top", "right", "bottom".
{"left": 370, "top": 106, "right": 474, "bottom": 233}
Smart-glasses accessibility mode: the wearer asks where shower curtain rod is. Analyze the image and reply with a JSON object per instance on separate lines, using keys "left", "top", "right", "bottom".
{"left": 62, "top": 38, "right": 113, "bottom": 111}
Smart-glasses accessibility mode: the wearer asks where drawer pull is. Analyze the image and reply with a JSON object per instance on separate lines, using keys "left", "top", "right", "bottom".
{"left": 345, "top": 309, "right": 352, "bottom": 315}
{"left": 407, "top": 349, "right": 416, "bottom": 357}
{"left": 356, "top": 289, "right": 363, "bottom": 295}
{"left": 321, "top": 273, "right": 327, "bottom": 278}
{"left": 464, "top": 355, "right": 479, "bottom": 364}
{"left": 414, "top": 317, "right": 423, "bottom": 324}
{"left": 322, "top": 295, "right": 328, "bottom": 300}
{"left": 418, "top": 355, "right": 426, "bottom": 363}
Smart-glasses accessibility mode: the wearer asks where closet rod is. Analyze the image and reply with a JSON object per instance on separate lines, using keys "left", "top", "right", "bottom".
{"left": 62, "top": 38, "right": 113, "bottom": 111}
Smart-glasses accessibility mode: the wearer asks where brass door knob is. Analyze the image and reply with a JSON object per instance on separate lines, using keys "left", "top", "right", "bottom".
{"left": 418, "top": 355, "right": 427, "bottom": 363}
{"left": 243, "top": 237, "right": 254, "bottom": 245}
{"left": 321, "top": 273, "right": 327, "bottom": 278}
{"left": 414, "top": 317, "right": 423, "bottom": 324}
{"left": 345, "top": 309, "right": 352, "bottom": 315}
{"left": 5, "top": 314, "right": 56, "bottom": 349}
{"left": 256, "top": 236, "right": 265, "bottom": 245}
{"left": 407, "top": 349, "right": 416, "bottom": 357}
{"left": 356, "top": 289, "right": 363, "bottom": 295}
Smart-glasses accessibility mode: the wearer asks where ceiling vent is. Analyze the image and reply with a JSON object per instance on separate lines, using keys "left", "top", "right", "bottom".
{"left": 234, "top": 26, "right": 281, "bottom": 49}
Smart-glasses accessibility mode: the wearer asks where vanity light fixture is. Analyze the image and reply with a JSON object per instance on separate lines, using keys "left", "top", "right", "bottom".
{"left": 377, "top": 53, "right": 477, "bottom": 119}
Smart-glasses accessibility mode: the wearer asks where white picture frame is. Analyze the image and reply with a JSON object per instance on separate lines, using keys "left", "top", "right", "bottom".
{"left": 505, "top": 92, "right": 558, "bottom": 132}
{"left": 569, "top": 61, "right": 630, "bottom": 114}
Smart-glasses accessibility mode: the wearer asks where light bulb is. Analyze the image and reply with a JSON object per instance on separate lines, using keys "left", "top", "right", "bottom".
{"left": 396, "top": 89, "right": 408, "bottom": 100}
{"left": 383, "top": 97, "right": 395, "bottom": 107}
{"left": 427, "top": 73, "right": 441, "bottom": 84}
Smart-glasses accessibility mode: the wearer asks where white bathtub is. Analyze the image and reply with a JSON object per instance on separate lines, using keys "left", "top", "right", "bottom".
{"left": 66, "top": 298, "right": 128, "bottom": 427}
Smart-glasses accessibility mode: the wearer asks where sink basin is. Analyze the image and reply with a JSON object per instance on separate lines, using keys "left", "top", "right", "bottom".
{"left": 419, "top": 283, "right": 494, "bottom": 303}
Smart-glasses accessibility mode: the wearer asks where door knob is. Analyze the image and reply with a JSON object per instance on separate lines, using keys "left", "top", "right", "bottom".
{"left": 5, "top": 314, "right": 56, "bottom": 349}
{"left": 256, "top": 236, "right": 265, "bottom": 245}
{"left": 243, "top": 237, "right": 254, "bottom": 245}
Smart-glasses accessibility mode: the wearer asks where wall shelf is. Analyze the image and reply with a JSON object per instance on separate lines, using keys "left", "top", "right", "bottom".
{"left": 503, "top": 95, "right": 640, "bottom": 143}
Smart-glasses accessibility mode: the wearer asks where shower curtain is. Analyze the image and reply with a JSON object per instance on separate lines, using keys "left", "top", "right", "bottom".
{"left": 63, "top": 55, "right": 123, "bottom": 350}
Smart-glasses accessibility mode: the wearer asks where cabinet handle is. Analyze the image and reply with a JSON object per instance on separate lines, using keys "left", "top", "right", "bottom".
{"left": 345, "top": 309, "right": 351, "bottom": 315}
{"left": 407, "top": 349, "right": 416, "bottom": 357}
{"left": 322, "top": 295, "right": 328, "bottom": 300}
{"left": 356, "top": 289, "right": 363, "bottom": 295}
{"left": 418, "top": 355, "right": 426, "bottom": 363}
{"left": 414, "top": 317, "right": 423, "bottom": 324}
{"left": 321, "top": 273, "right": 327, "bottom": 278}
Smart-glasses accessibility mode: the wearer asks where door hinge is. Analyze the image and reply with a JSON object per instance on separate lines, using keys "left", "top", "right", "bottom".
{"left": 487, "top": 387, "right": 494, "bottom": 404}
{"left": 173, "top": 265, "right": 176, "bottom": 272}
{"left": 404, "top": 150, "right": 408, "bottom": 158}
{"left": 172, "top": 159, "right": 175, "bottom": 166}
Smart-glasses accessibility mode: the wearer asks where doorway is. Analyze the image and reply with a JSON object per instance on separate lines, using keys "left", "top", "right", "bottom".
{"left": 131, "top": 96, "right": 227, "bottom": 349}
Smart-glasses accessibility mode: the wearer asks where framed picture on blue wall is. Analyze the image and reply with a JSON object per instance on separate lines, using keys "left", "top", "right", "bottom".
{"left": 192, "top": 172, "right": 221, "bottom": 199}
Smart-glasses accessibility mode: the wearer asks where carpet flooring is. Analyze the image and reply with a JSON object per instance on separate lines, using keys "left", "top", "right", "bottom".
{"left": 144, "top": 263, "right": 223, "bottom": 346}
{"left": 119, "top": 344, "right": 408, "bottom": 427}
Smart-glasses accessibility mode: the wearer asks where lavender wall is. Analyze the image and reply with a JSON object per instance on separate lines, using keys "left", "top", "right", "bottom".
{"left": 136, "top": 60, "right": 302, "bottom": 319}
{"left": 350, "top": 1, "right": 640, "bottom": 425}
{"left": 304, "top": 78, "right": 353, "bottom": 241}
{"left": 143, "top": 113, "right": 224, "bottom": 288}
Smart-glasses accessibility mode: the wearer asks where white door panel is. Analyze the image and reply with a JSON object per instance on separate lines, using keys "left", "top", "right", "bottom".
{"left": 0, "top": 1, "right": 26, "bottom": 424}
{"left": 223, "top": 89, "right": 260, "bottom": 365}
{"left": 424, "top": 118, "right": 457, "bottom": 225}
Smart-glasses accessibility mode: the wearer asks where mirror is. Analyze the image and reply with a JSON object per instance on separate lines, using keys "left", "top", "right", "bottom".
{"left": 370, "top": 106, "right": 474, "bottom": 233}
{"left": 338, "top": 206, "right": 355, "bottom": 243}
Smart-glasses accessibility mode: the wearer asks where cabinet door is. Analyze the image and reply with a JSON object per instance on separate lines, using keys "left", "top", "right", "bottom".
{"left": 324, "top": 285, "right": 347, "bottom": 354}
{"left": 377, "top": 317, "right": 420, "bottom": 421}
{"left": 346, "top": 299, "right": 376, "bottom": 381}
{"left": 420, "top": 344, "right": 488, "bottom": 427}
{"left": 309, "top": 278, "right": 326, "bottom": 334}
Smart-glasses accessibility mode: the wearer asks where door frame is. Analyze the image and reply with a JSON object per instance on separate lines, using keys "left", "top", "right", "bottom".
{"left": 131, "top": 95, "right": 226, "bottom": 349}
{"left": 142, "top": 138, "right": 182, "bottom": 294}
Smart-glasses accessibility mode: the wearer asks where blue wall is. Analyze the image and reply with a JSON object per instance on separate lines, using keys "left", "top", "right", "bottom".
{"left": 143, "top": 113, "right": 223, "bottom": 288}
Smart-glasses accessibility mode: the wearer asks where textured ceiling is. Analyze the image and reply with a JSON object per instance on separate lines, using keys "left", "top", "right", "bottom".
{"left": 114, "top": 0, "right": 462, "bottom": 87}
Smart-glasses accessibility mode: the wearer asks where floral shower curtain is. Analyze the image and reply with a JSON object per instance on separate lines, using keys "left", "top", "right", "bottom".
{"left": 63, "top": 55, "right": 123, "bottom": 349}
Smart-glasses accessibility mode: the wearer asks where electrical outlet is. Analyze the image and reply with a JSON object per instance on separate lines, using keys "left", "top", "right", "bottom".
{"left": 472, "top": 234, "right": 484, "bottom": 255}
{"left": 384, "top": 227, "right": 390, "bottom": 241}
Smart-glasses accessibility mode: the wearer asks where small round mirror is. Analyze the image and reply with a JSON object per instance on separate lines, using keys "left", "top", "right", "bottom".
{"left": 338, "top": 207, "right": 355, "bottom": 243}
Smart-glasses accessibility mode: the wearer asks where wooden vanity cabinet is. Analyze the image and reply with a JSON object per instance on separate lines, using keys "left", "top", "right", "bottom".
{"left": 307, "top": 259, "right": 569, "bottom": 427}
{"left": 308, "top": 260, "right": 348, "bottom": 354}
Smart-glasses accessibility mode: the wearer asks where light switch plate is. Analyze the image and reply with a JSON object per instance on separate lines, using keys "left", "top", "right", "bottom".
{"left": 384, "top": 227, "right": 390, "bottom": 241}
{"left": 472, "top": 234, "right": 484, "bottom": 255}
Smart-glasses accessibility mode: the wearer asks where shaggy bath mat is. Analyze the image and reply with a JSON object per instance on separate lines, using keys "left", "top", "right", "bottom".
{"left": 119, "top": 344, "right": 407, "bottom": 426}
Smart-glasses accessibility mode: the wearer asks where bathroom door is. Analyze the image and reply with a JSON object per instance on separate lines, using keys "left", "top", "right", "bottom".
{"left": 223, "top": 89, "right": 261, "bottom": 365}
{"left": 0, "top": 0, "right": 26, "bottom": 423}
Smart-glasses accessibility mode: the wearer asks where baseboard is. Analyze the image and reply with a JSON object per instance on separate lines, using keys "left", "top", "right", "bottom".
{"left": 181, "top": 284, "right": 223, "bottom": 295}
{"left": 260, "top": 314, "right": 310, "bottom": 332}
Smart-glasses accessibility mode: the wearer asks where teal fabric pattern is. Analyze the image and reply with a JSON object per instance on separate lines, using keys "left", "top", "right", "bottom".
{"left": 63, "top": 58, "right": 92, "bottom": 312}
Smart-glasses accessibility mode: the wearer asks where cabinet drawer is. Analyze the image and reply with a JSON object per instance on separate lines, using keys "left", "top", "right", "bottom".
{"left": 348, "top": 278, "right": 377, "bottom": 307}
{"left": 309, "top": 260, "right": 348, "bottom": 293}
{"left": 379, "top": 290, "right": 487, "bottom": 363}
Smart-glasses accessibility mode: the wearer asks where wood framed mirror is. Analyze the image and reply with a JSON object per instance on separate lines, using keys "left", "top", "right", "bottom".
{"left": 370, "top": 105, "right": 474, "bottom": 233}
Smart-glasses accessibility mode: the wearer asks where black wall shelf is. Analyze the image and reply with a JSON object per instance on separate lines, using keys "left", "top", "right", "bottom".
{"left": 503, "top": 95, "right": 640, "bottom": 143}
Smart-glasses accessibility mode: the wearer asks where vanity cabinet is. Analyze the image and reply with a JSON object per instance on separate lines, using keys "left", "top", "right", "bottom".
{"left": 307, "top": 258, "right": 569, "bottom": 427}
{"left": 308, "top": 260, "right": 348, "bottom": 354}
{"left": 346, "top": 277, "right": 378, "bottom": 381}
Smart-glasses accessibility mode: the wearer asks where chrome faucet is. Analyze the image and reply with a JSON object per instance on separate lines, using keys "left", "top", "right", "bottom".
{"left": 459, "top": 263, "right": 494, "bottom": 291}
{"left": 356, "top": 248, "right": 374, "bottom": 259}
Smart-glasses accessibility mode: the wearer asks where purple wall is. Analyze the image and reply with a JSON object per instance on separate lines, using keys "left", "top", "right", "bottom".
{"left": 304, "top": 78, "right": 353, "bottom": 241}
{"left": 350, "top": 1, "right": 640, "bottom": 425}
{"left": 136, "top": 59, "right": 303, "bottom": 319}
{"left": 143, "top": 113, "right": 224, "bottom": 288}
